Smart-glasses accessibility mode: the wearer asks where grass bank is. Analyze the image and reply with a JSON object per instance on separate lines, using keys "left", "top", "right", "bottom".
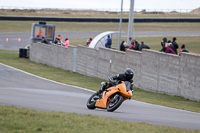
{"left": 1, "top": 9, "right": 200, "bottom": 18}
{"left": 0, "top": 50, "right": 199, "bottom": 113}
{"left": 0, "top": 21, "right": 200, "bottom": 33}
{"left": 1, "top": 105, "right": 199, "bottom": 133}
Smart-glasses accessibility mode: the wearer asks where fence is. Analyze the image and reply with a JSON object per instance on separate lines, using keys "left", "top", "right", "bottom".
{"left": 30, "top": 43, "right": 200, "bottom": 102}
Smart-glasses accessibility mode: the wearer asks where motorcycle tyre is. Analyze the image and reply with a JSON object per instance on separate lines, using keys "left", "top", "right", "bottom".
{"left": 107, "top": 94, "right": 124, "bottom": 112}
{"left": 87, "top": 92, "right": 99, "bottom": 109}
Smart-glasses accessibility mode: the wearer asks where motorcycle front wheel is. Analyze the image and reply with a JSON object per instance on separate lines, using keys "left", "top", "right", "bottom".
{"left": 107, "top": 94, "right": 124, "bottom": 112}
{"left": 86, "top": 92, "right": 100, "bottom": 109}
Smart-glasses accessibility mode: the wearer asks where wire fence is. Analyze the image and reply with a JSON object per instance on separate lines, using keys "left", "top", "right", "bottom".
{"left": 0, "top": 6, "right": 196, "bottom": 13}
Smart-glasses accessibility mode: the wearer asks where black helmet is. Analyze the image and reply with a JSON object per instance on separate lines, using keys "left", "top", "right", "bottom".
{"left": 124, "top": 68, "right": 134, "bottom": 80}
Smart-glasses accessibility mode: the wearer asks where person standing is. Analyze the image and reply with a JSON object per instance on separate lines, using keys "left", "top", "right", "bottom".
{"left": 105, "top": 35, "right": 112, "bottom": 48}
{"left": 160, "top": 37, "right": 167, "bottom": 52}
{"left": 171, "top": 37, "right": 179, "bottom": 55}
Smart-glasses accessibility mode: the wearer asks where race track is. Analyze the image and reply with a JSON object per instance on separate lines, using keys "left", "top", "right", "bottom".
{"left": 0, "top": 63, "right": 200, "bottom": 129}
{"left": 1, "top": 31, "right": 200, "bottom": 50}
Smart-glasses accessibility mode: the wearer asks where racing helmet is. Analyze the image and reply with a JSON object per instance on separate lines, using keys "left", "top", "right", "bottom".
{"left": 124, "top": 68, "right": 134, "bottom": 80}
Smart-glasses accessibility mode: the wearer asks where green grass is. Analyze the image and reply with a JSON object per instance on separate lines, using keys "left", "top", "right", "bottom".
{"left": 0, "top": 50, "right": 200, "bottom": 113}
{"left": 0, "top": 21, "right": 200, "bottom": 33}
{"left": 1, "top": 106, "right": 199, "bottom": 133}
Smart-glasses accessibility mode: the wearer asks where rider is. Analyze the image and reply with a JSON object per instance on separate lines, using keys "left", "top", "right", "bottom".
{"left": 97, "top": 68, "right": 134, "bottom": 94}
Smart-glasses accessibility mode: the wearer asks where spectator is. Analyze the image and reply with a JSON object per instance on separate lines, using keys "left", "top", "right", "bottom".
{"left": 128, "top": 37, "right": 132, "bottom": 46}
{"left": 57, "top": 38, "right": 60, "bottom": 45}
{"left": 36, "top": 30, "right": 42, "bottom": 38}
{"left": 134, "top": 41, "right": 140, "bottom": 51}
{"left": 171, "top": 37, "right": 179, "bottom": 55}
{"left": 54, "top": 37, "right": 59, "bottom": 44}
{"left": 128, "top": 40, "right": 140, "bottom": 51}
{"left": 160, "top": 37, "right": 167, "bottom": 52}
{"left": 41, "top": 36, "right": 49, "bottom": 44}
{"left": 105, "top": 35, "right": 112, "bottom": 48}
{"left": 124, "top": 42, "right": 128, "bottom": 50}
{"left": 64, "top": 38, "right": 70, "bottom": 48}
{"left": 120, "top": 40, "right": 128, "bottom": 51}
{"left": 86, "top": 38, "right": 92, "bottom": 47}
{"left": 165, "top": 43, "right": 176, "bottom": 55}
{"left": 139, "top": 41, "right": 150, "bottom": 51}
{"left": 179, "top": 44, "right": 189, "bottom": 55}
{"left": 58, "top": 38, "right": 64, "bottom": 46}
{"left": 168, "top": 40, "right": 177, "bottom": 53}
{"left": 58, "top": 35, "right": 63, "bottom": 42}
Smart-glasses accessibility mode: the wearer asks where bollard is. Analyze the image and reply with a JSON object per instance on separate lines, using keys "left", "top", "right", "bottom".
{"left": 18, "top": 38, "right": 21, "bottom": 43}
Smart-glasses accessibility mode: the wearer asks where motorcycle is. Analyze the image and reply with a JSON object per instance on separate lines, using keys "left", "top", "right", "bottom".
{"left": 87, "top": 78, "right": 133, "bottom": 112}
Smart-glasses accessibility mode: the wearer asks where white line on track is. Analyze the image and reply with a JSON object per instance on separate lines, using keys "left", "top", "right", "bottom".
{"left": 1, "top": 62, "right": 199, "bottom": 114}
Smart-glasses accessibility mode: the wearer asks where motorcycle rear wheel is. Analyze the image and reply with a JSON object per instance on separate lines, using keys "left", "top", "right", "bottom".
{"left": 87, "top": 92, "right": 100, "bottom": 109}
{"left": 107, "top": 94, "right": 124, "bottom": 112}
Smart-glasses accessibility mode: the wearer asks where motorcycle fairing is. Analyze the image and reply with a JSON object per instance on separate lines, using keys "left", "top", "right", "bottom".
{"left": 95, "top": 82, "right": 132, "bottom": 109}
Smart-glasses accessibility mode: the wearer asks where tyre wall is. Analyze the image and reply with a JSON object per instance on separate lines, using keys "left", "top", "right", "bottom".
{"left": 1, "top": 16, "right": 200, "bottom": 23}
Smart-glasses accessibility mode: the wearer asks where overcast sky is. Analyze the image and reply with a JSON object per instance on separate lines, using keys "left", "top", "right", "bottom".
{"left": 0, "top": 0, "right": 200, "bottom": 11}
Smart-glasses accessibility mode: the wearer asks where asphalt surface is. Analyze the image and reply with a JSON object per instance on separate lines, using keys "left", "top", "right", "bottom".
{"left": 1, "top": 31, "right": 200, "bottom": 50}
{"left": 0, "top": 63, "right": 200, "bottom": 129}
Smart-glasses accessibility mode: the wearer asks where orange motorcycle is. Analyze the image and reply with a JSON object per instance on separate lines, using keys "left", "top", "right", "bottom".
{"left": 87, "top": 79, "right": 133, "bottom": 112}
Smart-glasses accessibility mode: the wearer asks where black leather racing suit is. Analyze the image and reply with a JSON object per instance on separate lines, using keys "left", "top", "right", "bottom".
{"left": 99, "top": 74, "right": 134, "bottom": 93}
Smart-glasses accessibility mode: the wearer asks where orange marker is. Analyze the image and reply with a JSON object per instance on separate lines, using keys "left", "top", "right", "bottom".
{"left": 6, "top": 38, "right": 8, "bottom": 43}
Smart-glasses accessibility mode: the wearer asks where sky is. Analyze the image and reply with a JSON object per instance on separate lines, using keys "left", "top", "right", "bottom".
{"left": 0, "top": 0, "right": 200, "bottom": 12}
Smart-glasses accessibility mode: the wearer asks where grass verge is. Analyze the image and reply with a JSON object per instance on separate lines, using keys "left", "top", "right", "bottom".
{"left": 1, "top": 105, "right": 199, "bottom": 133}
{"left": 1, "top": 9, "right": 200, "bottom": 18}
{"left": 0, "top": 50, "right": 200, "bottom": 113}
{"left": 0, "top": 21, "right": 200, "bottom": 33}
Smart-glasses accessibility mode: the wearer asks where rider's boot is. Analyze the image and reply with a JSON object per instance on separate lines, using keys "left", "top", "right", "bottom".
{"left": 96, "top": 82, "right": 107, "bottom": 94}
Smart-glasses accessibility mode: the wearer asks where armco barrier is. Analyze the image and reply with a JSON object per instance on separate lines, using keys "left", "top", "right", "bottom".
{"left": 30, "top": 43, "right": 200, "bottom": 101}
{"left": 1, "top": 16, "right": 200, "bottom": 22}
